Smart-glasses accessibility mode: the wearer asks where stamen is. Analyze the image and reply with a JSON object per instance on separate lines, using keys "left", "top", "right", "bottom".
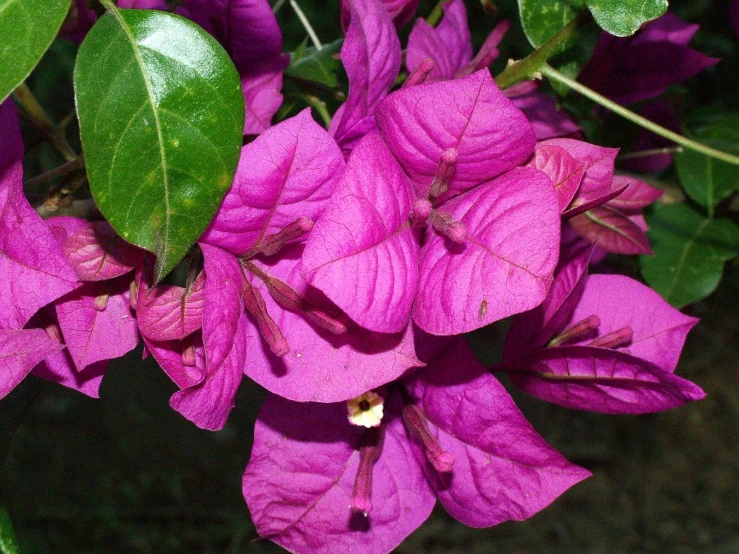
{"left": 547, "top": 315, "right": 600, "bottom": 347}
{"left": 429, "top": 210, "right": 467, "bottom": 243}
{"left": 589, "top": 326, "right": 633, "bottom": 349}
{"left": 94, "top": 293, "right": 109, "bottom": 311}
{"left": 347, "top": 391, "right": 384, "bottom": 428}
{"left": 242, "top": 279, "right": 290, "bottom": 356}
{"left": 265, "top": 277, "right": 347, "bottom": 335}
{"left": 252, "top": 217, "right": 314, "bottom": 257}
{"left": 428, "top": 148, "right": 457, "bottom": 199}
{"left": 403, "top": 58, "right": 435, "bottom": 88}
{"left": 410, "top": 198, "right": 432, "bottom": 224}
{"left": 43, "top": 320, "right": 63, "bottom": 345}
{"left": 129, "top": 279, "right": 139, "bottom": 310}
{"left": 402, "top": 404, "right": 455, "bottom": 473}
{"left": 181, "top": 342, "right": 196, "bottom": 367}
{"left": 350, "top": 427, "right": 385, "bottom": 516}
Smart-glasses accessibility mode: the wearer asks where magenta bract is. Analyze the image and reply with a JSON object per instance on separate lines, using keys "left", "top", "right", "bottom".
{"left": 502, "top": 250, "right": 704, "bottom": 414}
{"left": 243, "top": 339, "right": 589, "bottom": 553}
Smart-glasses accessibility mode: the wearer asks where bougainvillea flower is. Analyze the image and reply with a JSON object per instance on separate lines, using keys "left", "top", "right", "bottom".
{"left": 500, "top": 249, "right": 704, "bottom": 414}
{"left": 243, "top": 339, "right": 589, "bottom": 554}
{"left": 184, "top": 0, "right": 290, "bottom": 134}
{"left": 406, "top": 0, "right": 508, "bottom": 82}
{"left": 567, "top": 175, "right": 663, "bottom": 255}
{"left": 330, "top": 0, "right": 401, "bottom": 151}
{"left": 578, "top": 11, "right": 719, "bottom": 105}
{"left": 46, "top": 217, "right": 142, "bottom": 371}
{"left": 304, "top": 70, "right": 561, "bottom": 335}
{"left": 197, "top": 109, "right": 420, "bottom": 405}
{"left": 0, "top": 100, "right": 78, "bottom": 332}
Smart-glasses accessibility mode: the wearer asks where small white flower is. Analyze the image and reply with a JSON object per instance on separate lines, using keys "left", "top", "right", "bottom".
{"left": 346, "top": 391, "right": 384, "bottom": 428}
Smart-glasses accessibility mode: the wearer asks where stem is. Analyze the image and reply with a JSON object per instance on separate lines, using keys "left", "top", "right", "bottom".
{"left": 35, "top": 175, "right": 90, "bottom": 218}
{"left": 541, "top": 64, "right": 739, "bottom": 167}
{"left": 302, "top": 94, "right": 332, "bottom": 128}
{"left": 495, "top": 11, "right": 591, "bottom": 90}
{"left": 24, "top": 155, "right": 85, "bottom": 189}
{"left": 618, "top": 146, "right": 684, "bottom": 160}
{"left": 13, "top": 84, "right": 77, "bottom": 162}
{"left": 290, "top": 0, "right": 322, "bottom": 50}
{"left": 426, "top": 0, "right": 446, "bottom": 26}
{"left": 272, "top": 0, "right": 288, "bottom": 14}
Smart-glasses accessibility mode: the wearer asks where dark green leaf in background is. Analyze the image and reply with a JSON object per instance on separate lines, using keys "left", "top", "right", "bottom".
{"left": 675, "top": 114, "right": 739, "bottom": 215}
{"left": 640, "top": 203, "right": 739, "bottom": 308}
{"left": 585, "top": 0, "right": 667, "bottom": 37}
{"left": 285, "top": 39, "right": 343, "bottom": 89}
{"left": 74, "top": 8, "right": 244, "bottom": 280}
{"left": 0, "top": 0, "right": 71, "bottom": 103}
{"left": 0, "top": 505, "right": 19, "bottom": 554}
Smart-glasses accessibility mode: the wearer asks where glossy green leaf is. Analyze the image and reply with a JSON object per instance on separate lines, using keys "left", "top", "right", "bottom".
{"left": 74, "top": 8, "right": 244, "bottom": 280}
{"left": 285, "top": 39, "right": 343, "bottom": 88}
{"left": 0, "top": 0, "right": 71, "bottom": 103}
{"left": 518, "top": 0, "right": 585, "bottom": 50}
{"left": 640, "top": 204, "right": 739, "bottom": 308}
{"left": 675, "top": 115, "right": 739, "bottom": 214}
{"left": 585, "top": 0, "right": 667, "bottom": 37}
{"left": 0, "top": 505, "right": 19, "bottom": 554}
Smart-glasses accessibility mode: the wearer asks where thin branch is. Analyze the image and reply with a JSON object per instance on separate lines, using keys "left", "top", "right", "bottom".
{"left": 24, "top": 155, "right": 85, "bottom": 189}
{"left": 13, "top": 84, "right": 77, "bottom": 162}
{"left": 290, "top": 0, "right": 322, "bottom": 50}
{"left": 541, "top": 64, "right": 739, "bottom": 167}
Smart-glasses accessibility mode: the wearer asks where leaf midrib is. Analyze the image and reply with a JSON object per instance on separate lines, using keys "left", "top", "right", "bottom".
{"left": 107, "top": 8, "right": 171, "bottom": 264}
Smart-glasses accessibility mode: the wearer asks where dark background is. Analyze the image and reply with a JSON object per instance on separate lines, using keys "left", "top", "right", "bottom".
{"left": 4, "top": 0, "right": 739, "bottom": 552}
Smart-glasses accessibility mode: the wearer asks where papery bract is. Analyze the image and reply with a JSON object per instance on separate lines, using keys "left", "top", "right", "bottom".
{"left": 578, "top": 11, "right": 719, "bottom": 105}
{"left": 330, "top": 0, "right": 401, "bottom": 150}
{"left": 0, "top": 329, "right": 65, "bottom": 399}
{"left": 567, "top": 175, "right": 663, "bottom": 255}
{"left": 511, "top": 91, "right": 581, "bottom": 140}
{"left": 54, "top": 277, "right": 139, "bottom": 371}
{"left": 169, "top": 244, "right": 247, "bottom": 431}
{"left": 413, "top": 168, "right": 560, "bottom": 335}
{"left": 0, "top": 100, "right": 77, "bottom": 331}
{"left": 301, "top": 131, "right": 418, "bottom": 333}
{"left": 406, "top": 0, "right": 472, "bottom": 81}
{"left": 184, "top": 0, "right": 289, "bottom": 133}
{"left": 201, "top": 109, "right": 343, "bottom": 254}
{"left": 375, "top": 70, "right": 536, "bottom": 200}
{"left": 525, "top": 143, "right": 585, "bottom": 212}
{"left": 244, "top": 245, "right": 421, "bottom": 402}
{"left": 27, "top": 307, "right": 107, "bottom": 398}
{"left": 136, "top": 272, "right": 205, "bottom": 342}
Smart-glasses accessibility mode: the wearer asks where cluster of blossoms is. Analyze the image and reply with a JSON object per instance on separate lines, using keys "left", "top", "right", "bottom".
{"left": 1, "top": 0, "right": 720, "bottom": 552}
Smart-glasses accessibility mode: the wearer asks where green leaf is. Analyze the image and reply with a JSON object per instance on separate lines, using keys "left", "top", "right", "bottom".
{"left": 0, "top": 505, "right": 19, "bottom": 554}
{"left": 585, "top": 0, "right": 667, "bottom": 37}
{"left": 518, "top": 0, "right": 585, "bottom": 50}
{"left": 74, "top": 8, "right": 244, "bottom": 280}
{"left": 0, "top": 0, "right": 71, "bottom": 103}
{"left": 285, "top": 39, "right": 343, "bottom": 88}
{"left": 675, "top": 114, "right": 739, "bottom": 214}
{"left": 640, "top": 204, "right": 739, "bottom": 308}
